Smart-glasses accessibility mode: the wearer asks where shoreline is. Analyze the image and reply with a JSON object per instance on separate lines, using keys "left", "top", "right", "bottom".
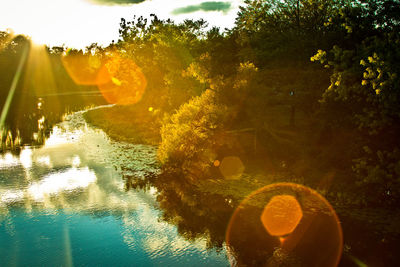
{"left": 83, "top": 104, "right": 161, "bottom": 146}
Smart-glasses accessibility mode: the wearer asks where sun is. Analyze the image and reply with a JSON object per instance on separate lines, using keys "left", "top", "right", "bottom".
{"left": 28, "top": 34, "right": 47, "bottom": 48}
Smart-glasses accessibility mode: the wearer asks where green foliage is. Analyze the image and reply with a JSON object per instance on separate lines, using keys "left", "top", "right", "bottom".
{"left": 158, "top": 89, "right": 229, "bottom": 175}
{"left": 235, "top": 0, "right": 347, "bottom": 64}
{"left": 313, "top": 19, "right": 400, "bottom": 133}
{"left": 84, "top": 103, "right": 160, "bottom": 145}
{"left": 310, "top": 0, "right": 400, "bottom": 204}
{"left": 117, "top": 15, "right": 208, "bottom": 111}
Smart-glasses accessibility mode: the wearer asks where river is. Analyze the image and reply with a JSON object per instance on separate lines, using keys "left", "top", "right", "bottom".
{"left": 0, "top": 106, "right": 229, "bottom": 266}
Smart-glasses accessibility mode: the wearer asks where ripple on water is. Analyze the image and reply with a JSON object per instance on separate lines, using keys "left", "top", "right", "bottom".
{"left": 0, "top": 107, "right": 228, "bottom": 266}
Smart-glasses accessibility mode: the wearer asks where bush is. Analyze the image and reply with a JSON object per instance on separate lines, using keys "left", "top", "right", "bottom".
{"left": 158, "top": 89, "right": 229, "bottom": 176}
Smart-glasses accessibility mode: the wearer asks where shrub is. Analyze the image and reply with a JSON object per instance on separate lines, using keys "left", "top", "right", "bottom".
{"left": 158, "top": 89, "right": 229, "bottom": 176}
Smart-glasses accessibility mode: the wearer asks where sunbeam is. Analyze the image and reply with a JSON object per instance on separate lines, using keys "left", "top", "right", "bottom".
{"left": 63, "top": 223, "right": 74, "bottom": 267}
{"left": 18, "top": 42, "right": 61, "bottom": 128}
{"left": 0, "top": 40, "right": 29, "bottom": 130}
{"left": 23, "top": 43, "right": 58, "bottom": 97}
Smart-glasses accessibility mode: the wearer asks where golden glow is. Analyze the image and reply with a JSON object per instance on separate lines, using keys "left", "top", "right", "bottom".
{"left": 0, "top": 41, "right": 29, "bottom": 130}
{"left": 0, "top": 30, "right": 14, "bottom": 51}
{"left": 111, "top": 77, "right": 122, "bottom": 86}
{"left": 62, "top": 51, "right": 107, "bottom": 85}
{"left": 97, "top": 52, "right": 147, "bottom": 105}
{"left": 260, "top": 195, "right": 303, "bottom": 237}
{"left": 24, "top": 44, "right": 58, "bottom": 96}
{"left": 13, "top": 42, "right": 62, "bottom": 130}
{"left": 219, "top": 156, "right": 244, "bottom": 179}
{"left": 61, "top": 50, "right": 147, "bottom": 105}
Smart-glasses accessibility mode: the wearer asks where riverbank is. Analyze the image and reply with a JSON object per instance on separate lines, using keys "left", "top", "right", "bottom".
{"left": 83, "top": 103, "right": 351, "bottom": 197}
{"left": 83, "top": 103, "right": 161, "bottom": 145}
{"left": 82, "top": 103, "right": 399, "bottom": 210}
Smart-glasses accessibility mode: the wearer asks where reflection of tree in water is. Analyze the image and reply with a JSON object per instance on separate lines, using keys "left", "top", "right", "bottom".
{"left": 125, "top": 169, "right": 234, "bottom": 250}
{"left": 0, "top": 33, "right": 106, "bottom": 153}
{"left": 125, "top": 170, "right": 345, "bottom": 266}
{"left": 1, "top": 94, "right": 106, "bottom": 153}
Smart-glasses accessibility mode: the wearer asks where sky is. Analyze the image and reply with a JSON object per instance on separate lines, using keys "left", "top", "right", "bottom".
{"left": 0, "top": 0, "right": 244, "bottom": 49}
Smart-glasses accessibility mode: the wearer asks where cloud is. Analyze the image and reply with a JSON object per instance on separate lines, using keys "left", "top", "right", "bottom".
{"left": 88, "top": 0, "right": 146, "bottom": 5}
{"left": 172, "top": 1, "right": 232, "bottom": 15}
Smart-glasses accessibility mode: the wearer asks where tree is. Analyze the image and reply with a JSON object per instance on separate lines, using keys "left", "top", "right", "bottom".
{"left": 234, "top": 0, "right": 347, "bottom": 65}
{"left": 116, "top": 15, "right": 208, "bottom": 111}
{"left": 311, "top": 0, "right": 400, "bottom": 205}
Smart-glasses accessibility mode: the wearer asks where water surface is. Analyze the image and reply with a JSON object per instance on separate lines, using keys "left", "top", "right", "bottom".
{"left": 0, "top": 108, "right": 229, "bottom": 266}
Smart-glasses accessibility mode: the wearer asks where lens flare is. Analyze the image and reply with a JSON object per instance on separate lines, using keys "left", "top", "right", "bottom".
{"left": 61, "top": 49, "right": 107, "bottom": 86}
{"left": 219, "top": 156, "right": 244, "bottom": 179}
{"left": 97, "top": 53, "right": 147, "bottom": 105}
{"left": 261, "top": 195, "right": 303, "bottom": 237}
{"left": 226, "top": 182, "right": 343, "bottom": 267}
{"left": 62, "top": 49, "right": 147, "bottom": 105}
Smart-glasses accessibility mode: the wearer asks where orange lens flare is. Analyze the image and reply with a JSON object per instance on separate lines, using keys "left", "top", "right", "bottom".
{"left": 62, "top": 50, "right": 147, "bottom": 106}
{"left": 62, "top": 52, "right": 106, "bottom": 86}
{"left": 261, "top": 195, "right": 303, "bottom": 237}
{"left": 226, "top": 183, "right": 343, "bottom": 267}
{"left": 97, "top": 54, "right": 147, "bottom": 105}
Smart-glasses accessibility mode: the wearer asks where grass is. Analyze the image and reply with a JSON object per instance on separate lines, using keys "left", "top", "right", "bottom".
{"left": 83, "top": 103, "right": 161, "bottom": 145}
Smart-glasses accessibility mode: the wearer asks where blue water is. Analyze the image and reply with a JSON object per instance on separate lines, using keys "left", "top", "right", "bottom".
{"left": 0, "top": 210, "right": 227, "bottom": 266}
{"left": 0, "top": 109, "right": 229, "bottom": 266}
